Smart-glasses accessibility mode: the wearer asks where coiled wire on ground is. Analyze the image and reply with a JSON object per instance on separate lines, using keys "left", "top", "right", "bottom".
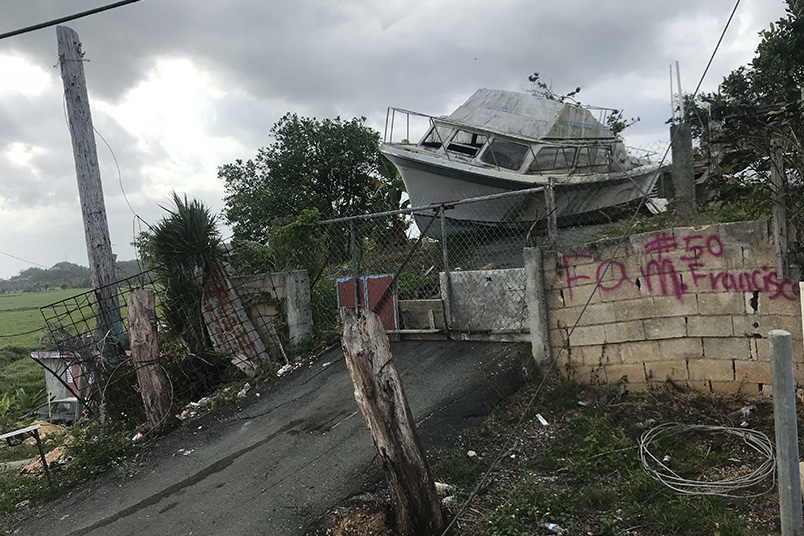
{"left": 638, "top": 423, "right": 776, "bottom": 498}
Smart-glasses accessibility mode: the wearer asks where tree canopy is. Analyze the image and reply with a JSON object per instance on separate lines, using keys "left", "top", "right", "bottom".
{"left": 220, "top": 113, "right": 393, "bottom": 244}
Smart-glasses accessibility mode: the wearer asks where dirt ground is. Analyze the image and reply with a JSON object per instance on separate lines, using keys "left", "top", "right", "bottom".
{"left": 307, "top": 377, "right": 789, "bottom": 536}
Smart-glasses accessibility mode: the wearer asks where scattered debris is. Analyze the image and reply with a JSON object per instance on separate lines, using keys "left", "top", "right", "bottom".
{"left": 277, "top": 363, "right": 292, "bottom": 377}
{"left": 441, "top": 495, "right": 454, "bottom": 505}
{"left": 131, "top": 432, "right": 144, "bottom": 442}
{"left": 237, "top": 382, "right": 251, "bottom": 398}
{"left": 536, "top": 413, "right": 549, "bottom": 426}
{"left": 21, "top": 446, "right": 68, "bottom": 474}
{"left": 434, "top": 481, "right": 453, "bottom": 495}
{"left": 467, "top": 450, "right": 478, "bottom": 459}
{"left": 540, "top": 521, "right": 567, "bottom": 534}
{"left": 322, "top": 361, "right": 332, "bottom": 368}
{"left": 739, "top": 405, "right": 757, "bottom": 419}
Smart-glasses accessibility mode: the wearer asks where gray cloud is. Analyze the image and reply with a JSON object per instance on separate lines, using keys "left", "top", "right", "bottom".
{"left": 0, "top": 0, "right": 790, "bottom": 277}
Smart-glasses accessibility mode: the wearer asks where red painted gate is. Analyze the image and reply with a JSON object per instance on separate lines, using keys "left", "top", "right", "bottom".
{"left": 336, "top": 275, "right": 398, "bottom": 330}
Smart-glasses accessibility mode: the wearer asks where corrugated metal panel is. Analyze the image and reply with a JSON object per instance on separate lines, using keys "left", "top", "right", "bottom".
{"left": 202, "top": 262, "right": 268, "bottom": 372}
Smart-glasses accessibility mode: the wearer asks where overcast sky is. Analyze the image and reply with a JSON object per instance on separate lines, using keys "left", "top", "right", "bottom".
{"left": 0, "top": 0, "right": 788, "bottom": 278}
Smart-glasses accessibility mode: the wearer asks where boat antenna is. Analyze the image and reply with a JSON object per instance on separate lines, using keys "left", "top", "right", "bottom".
{"left": 675, "top": 60, "right": 685, "bottom": 121}
{"left": 669, "top": 64, "right": 676, "bottom": 123}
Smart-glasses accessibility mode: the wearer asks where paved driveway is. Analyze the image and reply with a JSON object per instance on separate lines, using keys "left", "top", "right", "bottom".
{"left": 14, "top": 340, "right": 523, "bottom": 536}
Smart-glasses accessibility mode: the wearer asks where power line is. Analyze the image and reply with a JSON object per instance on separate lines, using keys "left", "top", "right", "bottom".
{"left": 439, "top": 1, "right": 743, "bottom": 533}
{"left": 0, "top": 250, "right": 49, "bottom": 269}
{"left": 0, "top": 0, "right": 144, "bottom": 41}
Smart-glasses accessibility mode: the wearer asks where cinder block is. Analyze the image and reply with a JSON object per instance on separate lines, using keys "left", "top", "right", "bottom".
{"left": 547, "top": 289, "right": 567, "bottom": 309}
{"left": 605, "top": 320, "right": 646, "bottom": 343}
{"left": 686, "top": 315, "right": 734, "bottom": 337}
{"left": 563, "top": 283, "right": 601, "bottom": 307}
{"left": 763, "top": 295, "right": 800, "bottom": 316}
{"left": 605, "top": 363, "right": 646, "bottom": 383}
{"left": 653, "top": 295, "right": 698, "bottom": 317}
{"left": 688, "top": 359, "right": 734, "bottom": 382}
{"left": 734, "top": 360, "right": 772, "bottom": 385}
{"left": 613, "top": 297, "right": 656, "bottom": 322}
{"left": 750, "top": 314, "right": 803, "bottom": 339}
{"left": 733, "top": 316, "right": 761, "bottom": 338}
{"left": 578, "top": 345, "right": 604, "bottom": 366}
{"left": 569, "top": 324, "right": 606, "bottom": 347}
{"left": 659, "top": 337, "right": 704, "bottom": 359}
{"left": 686, "top": 380, "right": 711, "bottom": 393}
{"left": 702, "top": 337, "right": 751, "bottom": 360}
{"left": 598, "top": 282, "right": 643, "bottom": 302}
{"left": 619, "top": 340, "right": 661, "bottom": 363}
{"left": 551, "top": 306, "right": 583, "bottom": 329}
{"left": 643, "top": 317, "right": 687, "bottom": 340}
{"left": 549, "top": 328, "right": 568, "bottom": 348}
{"left": 576, "top": 303, "right": 616, "bottom": 327}
{"left": 645, "top": 360, "right": 689, "bottom": 382}
{"left": 574, "top": 365, "right": 606, "bottom": 385}
{"left": 719, "top": 220, "right": 768, "bottom": 246}
{"left": 697, "top": 292, "right": 745, "bottom": 315}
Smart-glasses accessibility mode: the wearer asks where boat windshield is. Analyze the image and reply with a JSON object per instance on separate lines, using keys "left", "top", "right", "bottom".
{"left": 420, "top": 125, "right": 452, "bottom": 149}
{"left": 480, "top": 139, "right": 529, "bottom": 170}
{"left": 446, "top": 130, "right": 487, "bottom": 158}
{"left": 575, "top": 146, "right": 612, "bottom": 172}
{"left": 529, "top": 146, "right": 576, "bottom": 172}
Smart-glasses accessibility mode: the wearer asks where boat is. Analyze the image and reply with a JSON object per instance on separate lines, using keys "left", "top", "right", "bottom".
{"left": 380, "top": 88, "right": 666, "bottom": 235}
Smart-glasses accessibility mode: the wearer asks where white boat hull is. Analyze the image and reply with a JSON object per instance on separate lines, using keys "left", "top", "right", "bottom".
{"left": 382, "top": 146, "right": 663, "bottom": 236}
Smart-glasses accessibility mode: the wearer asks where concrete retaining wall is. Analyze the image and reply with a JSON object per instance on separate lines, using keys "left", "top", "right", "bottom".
{"left": 231, "top": 270, "right": 313, "bottom": 348}
{"left": 538, "top": 220, "right": 803, "bottom": 395}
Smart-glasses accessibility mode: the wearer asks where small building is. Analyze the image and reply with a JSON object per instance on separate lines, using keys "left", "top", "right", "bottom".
{"left": 30, "top": 351, "right": 87, "bottom": 402}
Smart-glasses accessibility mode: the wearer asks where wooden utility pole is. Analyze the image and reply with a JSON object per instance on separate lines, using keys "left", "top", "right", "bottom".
{"left": 129, "top": 290, "right": 178, "bottom": 431}
{"left": 57, "top": 26, "right": 123, "bottom": 358}
{"left": 339, "top": 308, "right": 444, "bottom": 536}
{"left": 770, "top": 141, "right": 789, "bottom": 279}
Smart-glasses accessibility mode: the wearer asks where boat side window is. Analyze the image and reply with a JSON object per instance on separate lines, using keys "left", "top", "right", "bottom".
{"left": 446, "top": 130, "right": 487, "bottom": 157}
{"left": 420, "top": 125, "right": 452, "bottom": 149}
{"left": 480, "top": 139, "right": 529, "bottom": 170}
{"left": 575, "top": 146, "right": 612, "bottom": 172}
{"left": 529, "top": 146, "right": 576, "bottom": 172}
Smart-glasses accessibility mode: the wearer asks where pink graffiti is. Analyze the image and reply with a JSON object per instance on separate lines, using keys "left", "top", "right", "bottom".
{"left": 561, "top": 231, "right": 800, "bottom": 302}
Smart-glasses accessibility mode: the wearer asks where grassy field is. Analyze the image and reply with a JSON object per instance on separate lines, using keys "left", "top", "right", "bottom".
{"left": 0, "top": 289, "right": 92, "bottom": 398}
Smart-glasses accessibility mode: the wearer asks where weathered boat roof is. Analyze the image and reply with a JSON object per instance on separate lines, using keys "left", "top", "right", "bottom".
{"left": 442, "top": 88, "right": 614, "bottom": 142}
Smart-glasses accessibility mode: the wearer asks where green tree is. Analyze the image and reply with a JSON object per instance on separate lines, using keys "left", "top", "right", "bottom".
{"left": 219, "top": 113, "right": 395, "bottom": 244}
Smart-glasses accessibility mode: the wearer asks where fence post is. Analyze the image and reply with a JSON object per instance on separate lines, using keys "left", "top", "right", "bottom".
{"left": 128, "top": 290, "right": 179, "bottom": 431}
{"left": 350, "top": 220, "right": 360, "bottom": 310}
{"left": 769, "top": 329, "right": 804, "bottom": 536}
{"left": 339, "top": 308, "right": 445, "bottom": 536}
{"left": 440, "top": 207, "right": 452, "bottom": 330}
{"left": 771, "top": 141, "right": 789, "bottom": 279}
{"left": 523, "top": 247, "right": 551, "bottom": 365}
{"left": 670, "top": 122, "right": 696, "bottom": 218}
{"left": 546, "top": 178, "right": 559, "bottom": 249}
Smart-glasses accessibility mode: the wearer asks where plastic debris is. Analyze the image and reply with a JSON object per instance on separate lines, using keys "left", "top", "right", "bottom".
{"left": 536, "top": 414, "right": 549, "bottom": 426}
{"left": 740, "top": 421, "right": 749, "bottom": 428}
{"left": 434, "top": 482, "right": 453, "bottom": 495}
{"left": 322, "top": 361, "right": 332, "bottom": 368}
{"left": 442, "top": 495, "right": 454, "bottom": 505}
{"left": 739, "top": 405, "right": 757, "bottom": 419}
{"left": 467, "top": 450, "right": 478, "bottom": 459}
{"left": 540, "top": 522, "right": 566, "bottom": 534}
{"left": 636, "top": 418, "right": 657, "bottom": 429}
{"left": 237, "top": 382, "right": 251, "bottom": 398}
{"left": 131, "top": 432, "right": 144, "bottom": 442}
{"left": 277, "top": 364, "right": 292, "bottom": 377}
{"left": 662, "top": 454, "right": 671, "bottom": 464}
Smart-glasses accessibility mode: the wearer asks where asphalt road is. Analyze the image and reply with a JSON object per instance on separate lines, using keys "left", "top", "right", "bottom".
{"left": 14, "top": 340, "right": 524, "bottom": 536}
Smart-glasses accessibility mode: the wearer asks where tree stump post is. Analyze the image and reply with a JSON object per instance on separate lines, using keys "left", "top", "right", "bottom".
{"left": 128, "top": 290, "right": 178, "bottom": 431}
{"left": 339, "top": 307, "right": 445, "bottom": 536}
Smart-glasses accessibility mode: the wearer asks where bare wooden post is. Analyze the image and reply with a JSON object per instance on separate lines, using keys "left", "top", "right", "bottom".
{"left": 771, "top": 141, "right": 789, "bottom": 279}
{"left": 128, "top": 290, "right": 178, "bottom": 431}
{"left": 57, "top": 26, "right": 123, "bottom": 359}
{"left": 339, "top": 308, "right": 445, "bottom": 536}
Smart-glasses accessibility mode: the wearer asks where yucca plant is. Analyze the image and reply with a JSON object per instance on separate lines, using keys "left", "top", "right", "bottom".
{"left": 141, "top": 193, "right": 223, "bottom": 359}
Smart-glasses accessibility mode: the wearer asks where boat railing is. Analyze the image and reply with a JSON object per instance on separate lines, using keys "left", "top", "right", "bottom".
{"left": 384, "top": 107, "right": 440, "bottom": 144}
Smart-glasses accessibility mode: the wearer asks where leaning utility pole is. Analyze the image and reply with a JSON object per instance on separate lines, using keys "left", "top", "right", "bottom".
{"left": 57, "top": 26, "right": 123, "bottom": 358}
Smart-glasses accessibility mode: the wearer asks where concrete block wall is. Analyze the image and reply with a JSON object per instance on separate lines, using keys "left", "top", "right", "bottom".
{"left": 231, "top": 270, "right": 313, "bottom": 347}
{"left": 543, "top": 220, "right": 802, "bottom": 395}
